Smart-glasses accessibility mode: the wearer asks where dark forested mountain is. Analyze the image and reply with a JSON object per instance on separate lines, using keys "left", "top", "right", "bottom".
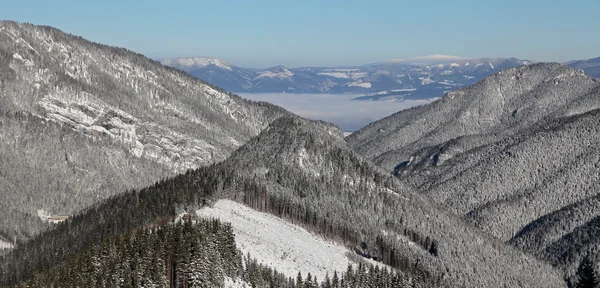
{"left": 2, "top": 116, "right": 564, "bottom": 287}
{"left": 0, "top": 21, "right": 289, "bottom": 243}
{"left": 217, "top": 117, "right": 564, "bottom": 287}
{"left": 347, "top": 63, "right": 600, "bottom": 283}
{"left": 568, "top": 56, "right": 600, "bottom": 78}
{"left": 161, "top": 56, "right": 530, "bottom": 99}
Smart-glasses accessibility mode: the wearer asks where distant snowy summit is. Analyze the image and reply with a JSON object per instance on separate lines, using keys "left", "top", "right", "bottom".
{"left": 160, "top": 57, "right": 234, "bottom": 71}
{"left": 162, "top": 55, "right": 532, "bottom": 99}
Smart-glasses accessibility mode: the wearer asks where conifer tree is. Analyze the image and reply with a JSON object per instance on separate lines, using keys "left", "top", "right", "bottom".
{"left": 577, "top": 256, "right": 599, "bottom": 288}
{"left": 323, "top": 272, "right": 332, "bottom": 288}
{"left": 297, "top": 271, "right": 304, "bottom": 287}
{"left": 332, "top": 271, "right": 340, "bottom": 288}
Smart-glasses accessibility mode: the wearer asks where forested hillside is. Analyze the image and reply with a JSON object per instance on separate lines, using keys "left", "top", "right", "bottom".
{"left": 16, "top": 217, "right": 416, "bottom": 288}
{"left": 348, "top": 63, "right": 598, "bottom": 171}
{"left": 347, "top": 62, "right": 600, "bottom": 283}
{"left": 0, "top": 20, "right": 289, "bottom": 242}
{"left": 1, "top": 116, "right": 564, "bottom": 287}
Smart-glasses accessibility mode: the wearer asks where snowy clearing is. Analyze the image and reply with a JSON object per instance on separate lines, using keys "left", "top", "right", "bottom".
{"left": 197, "top": 200, "right": 353, "bottom": 280}
{"left": 348, "top": 80, "right": 372, "bottom": 88}
{"left": 0, "top": 239, "right": 13, "bottom": 249}
{"left": 224, "top": 277, "right": 250, "bottom": 288}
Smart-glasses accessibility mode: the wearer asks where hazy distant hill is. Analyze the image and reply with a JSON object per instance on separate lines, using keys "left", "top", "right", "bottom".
{"left": 162, "top": 55, "right": 530, "bottom": 99}
{"left": 347, "top": 63, "right": 600, "bottom": 282}
{"left": 567, "top": 56, "right": 600, "bottom": 78}
{"left": 0, "top": 20, "right": 289, "bottom": 242}
{"left": 160, "top": 57, "right": 257, "bottom": 92}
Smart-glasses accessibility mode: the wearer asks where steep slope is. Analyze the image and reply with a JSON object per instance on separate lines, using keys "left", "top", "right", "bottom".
{"left": 0, "top": 21, "right": 289, "bottom": 242}
{"left": 1, "top": 116, "right": 564, "bottom": 287}
{"left": 409, "top": 109, "right": 600, "bottom": 283}
{"left": 347, "top": 63, "right": 600, "bottom": 282}
{"left": 214, "top": 117, "right": 563, "bottom": 287}
{"left": 348, "top": 63, "right": 598, "bottom": 170}
{"left": 160, "top": 57, "right": 257, "bottom": 92}
{"left": 568, "top": 56, "right": 600, "bottom": 78}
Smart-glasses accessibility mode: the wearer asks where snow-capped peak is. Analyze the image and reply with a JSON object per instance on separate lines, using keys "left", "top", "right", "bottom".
{"left": 160, "top": 57, "right": 232, "bottom": 71}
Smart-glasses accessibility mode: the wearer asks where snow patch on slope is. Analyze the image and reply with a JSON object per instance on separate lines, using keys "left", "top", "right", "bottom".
{"left": 0, "top": 239, "right": 13, "bottom": 249}
{"left": 419, "top": 77, "right": 434, "bottom": 85}
{"left": 348, "top": 80, "right": 372, "bottom": 88}
{"left": 197, "top": 200, "right": 352, "bottom": 280}
{"left": 224, "top": 277, "right": 250, "bottom": 288}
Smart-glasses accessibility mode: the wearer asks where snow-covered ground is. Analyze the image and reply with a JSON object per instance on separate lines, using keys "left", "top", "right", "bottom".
{"left": 197, "top": 200, "right": 354, "bottom": 280}
{"left": 0, "top": 239, "right": 13, "bottom": 249}
{"left": 224, "top": 277, "right": 250, "bottom": 288}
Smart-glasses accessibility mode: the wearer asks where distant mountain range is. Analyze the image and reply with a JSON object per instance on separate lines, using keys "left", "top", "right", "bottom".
{"left": 161, "top": 56, "right": 531, "bottom": 100}
{"left": 162, "top": 55, "right": 600, "bottom": 101}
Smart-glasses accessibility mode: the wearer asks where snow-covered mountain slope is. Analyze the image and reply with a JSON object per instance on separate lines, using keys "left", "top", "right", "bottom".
{"left": 348, "top": 63, "right": 597, "bottom": 169}
{"left": 2, "top": 113, "right": 564, "bottom": 287}
{"left": 160, "top": 57, "right": 257, "bottom": 92}
{"left": 251, "top": 65, "right": 336, "bottom": 93}
{"left": 161, "top": 57, "right": 234, "bottom": 71}
{"left": 0, "top": 20, "right": 290, "bottom": 242}
{"left": 198, "top": 199, "right": 354, "bottom": 280}
{"left": 347, "top": 63, "right": 600, "bottom": 283}
{"left": 214, "top": 116, "right": 563, "bottom": 287}
{"left": 161, "top": 55, "right": 530, "bottom": 98}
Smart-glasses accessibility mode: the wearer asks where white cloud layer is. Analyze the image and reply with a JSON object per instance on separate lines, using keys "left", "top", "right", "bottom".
{"left": 240, "top": 93, "right": 431, "bottom": 132}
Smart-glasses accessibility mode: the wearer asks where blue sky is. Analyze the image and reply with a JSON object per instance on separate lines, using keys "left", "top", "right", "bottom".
{"left": 2, "top": 0, "right": 599, "bottom": 68}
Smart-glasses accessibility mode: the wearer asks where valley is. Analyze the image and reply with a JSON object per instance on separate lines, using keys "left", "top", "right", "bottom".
{"left": 0, "top": 10, "right": 599, "bottom": 287}
{"left": 239, "top": 92, "right": 433, "bottom": 132}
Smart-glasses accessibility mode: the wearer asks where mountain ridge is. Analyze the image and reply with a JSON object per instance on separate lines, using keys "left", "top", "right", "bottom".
{"left": 1, "top": 115, "right": 565, "bottom": 287}
{"left": 161, "top": 55, "right": 531, "bottom": 98}
{"left": 347, "top": 62, "right": 600, "bottom": 283}
{"left": 0, "top": 20, "right": 290, "bottom": 242}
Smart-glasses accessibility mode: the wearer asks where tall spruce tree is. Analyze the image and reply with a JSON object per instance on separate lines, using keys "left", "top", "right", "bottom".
{"left": 577, "top": 256, "right": 599, "bottom": 288}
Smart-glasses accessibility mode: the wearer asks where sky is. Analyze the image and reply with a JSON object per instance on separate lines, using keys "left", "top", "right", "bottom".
{"left": 1, "top": 0, "right": 599, "bottom": 68}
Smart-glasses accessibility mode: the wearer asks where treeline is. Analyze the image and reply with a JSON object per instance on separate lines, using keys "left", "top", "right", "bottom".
{"left": 0, "top": 117, "right": 442, "bottom": 286}
{"left": 239, "top": 181, "right": 439, "bottom": 275}
{"left": 0, "top": 161, "right": 439, "bottom": 286}
{"left": 15, "top": 216, "right": 421, "bottom": 288}
{"left": 17, "top": 219, "right": 239, "bottom": 287}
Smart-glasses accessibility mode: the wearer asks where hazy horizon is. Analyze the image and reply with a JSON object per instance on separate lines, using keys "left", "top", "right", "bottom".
{"left": 2, "top": 0, "right": 599, "bottom": 68}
